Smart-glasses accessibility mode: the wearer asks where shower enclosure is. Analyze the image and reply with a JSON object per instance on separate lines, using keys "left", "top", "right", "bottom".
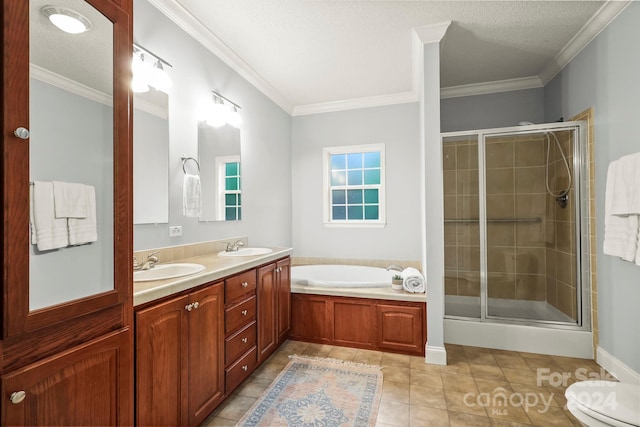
{"left": 442, "top": 121, "right": 590, "bottom": 330}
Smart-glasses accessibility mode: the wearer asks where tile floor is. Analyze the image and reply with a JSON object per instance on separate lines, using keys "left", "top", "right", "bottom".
{"left": 205, "top": 340, "right": 610, "bottom": 426}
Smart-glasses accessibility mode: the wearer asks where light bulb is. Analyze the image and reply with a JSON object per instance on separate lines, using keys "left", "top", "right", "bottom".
{"left": 148, "top": 61, "right": 172, "bottom": 92}
{"left": 226, "top": 106, "right": 243, "bottom": 128}
{"left": 206, "top": 97, "right": 227, "bottom": 127}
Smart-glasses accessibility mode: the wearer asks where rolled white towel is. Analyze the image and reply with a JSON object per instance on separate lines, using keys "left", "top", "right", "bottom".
{"left": 401, "top": 267, "right": 425, "bottom": 294}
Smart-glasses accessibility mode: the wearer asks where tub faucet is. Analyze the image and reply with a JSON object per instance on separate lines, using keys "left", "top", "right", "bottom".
{"left": 134, "top": 251, "right": 159, "bottom": 270}
{"left": 225, "top": 240, "right": 244, "bottom": 252}
{"left": 386, "top": 265, "right": 404, "bottom": 272}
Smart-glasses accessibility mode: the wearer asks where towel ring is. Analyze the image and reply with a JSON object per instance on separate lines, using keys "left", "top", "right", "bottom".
{"left": 181, "top": 156, "right": 200, "bottom": 175}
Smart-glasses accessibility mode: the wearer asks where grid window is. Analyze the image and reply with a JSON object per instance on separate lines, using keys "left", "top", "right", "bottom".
{"left": 224, "top": 161, "right": 241, "bottom": 221}
{"left": 323, "top": 144, "right": 385, "bottom": 226}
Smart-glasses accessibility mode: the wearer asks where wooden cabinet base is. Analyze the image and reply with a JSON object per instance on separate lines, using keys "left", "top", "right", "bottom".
{"left": 290, "top": 294, "right": 426, "bottom": 356}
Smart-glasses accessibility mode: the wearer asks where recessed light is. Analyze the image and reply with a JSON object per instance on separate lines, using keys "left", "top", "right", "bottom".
{"left": 41, "top": 6, "right": 92, "bottom": 34}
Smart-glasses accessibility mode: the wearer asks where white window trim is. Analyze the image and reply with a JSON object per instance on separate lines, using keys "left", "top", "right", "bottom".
{"left": 322, "top": 143, "right": 386, "bottom": 228}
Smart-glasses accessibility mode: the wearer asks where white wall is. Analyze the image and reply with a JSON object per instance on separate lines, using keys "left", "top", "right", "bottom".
{"left": 441, "top": 88, "right": 545, "bottom": 132}
{"left": 544, "top": 3, "right": 640, "bottom": 374}
{"left": 133, "top": 0, "right": 292, "bottom": 251}
{"left": 291, "top": 103, "right": 421, "bottom": 261}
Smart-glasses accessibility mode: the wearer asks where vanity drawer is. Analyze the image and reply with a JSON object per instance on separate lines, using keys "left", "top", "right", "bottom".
{"left": 225, "top": 295, "right": 256, "bottom": 334}
{"left": 226, "top": 347, "right": 257, "bottom": 394}
{"left": 226, "top": 321, "right": 257, "bottom": 366}
{"left": 225, "top": 269, "right": 257, "bottom": 303}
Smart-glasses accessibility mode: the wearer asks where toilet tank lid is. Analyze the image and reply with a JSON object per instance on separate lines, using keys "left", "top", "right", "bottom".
{"left": 566, "top": 381, "right": 640, "bottom": 426}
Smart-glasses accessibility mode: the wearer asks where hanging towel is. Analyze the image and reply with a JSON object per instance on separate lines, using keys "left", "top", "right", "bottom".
{"left": 610, "top": 152, "right": 640, "bottom": 215}
{"left": 401, "top": 267, "right": 425, "bottom": 294}
{"left": 68, "top": 185, "right": 97, "bottom": 245}
{"left": 183, "top": 173, "right": 202, "bottom": 217}
{"left": 30, "top": 181, "right": 69, "bottom": 251}
{"left": 52, "top": 181, "right": 88, "bottom": 218}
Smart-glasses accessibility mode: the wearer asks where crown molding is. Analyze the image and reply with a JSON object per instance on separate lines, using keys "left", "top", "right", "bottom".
{"left": 30, "top": 64, "right": 112, "bottom": 106}
{"left": 440, "top": 76, "right": 543, "bottom": 99}
{"left": 148, "top": 0, "right": 293, "bottom": 114}
{"left": 539, "top": 0, "right": 631, "bottom": 85}
{"left": 133, "top": 95, "right": 168, "bottom": 119}
{"left": 292, "top": 91, "right": 418, "bottom": 116}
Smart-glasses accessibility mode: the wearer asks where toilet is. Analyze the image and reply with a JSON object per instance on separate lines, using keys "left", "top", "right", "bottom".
{"left": 565, "top": 381, "right": 640, "bottom": 426}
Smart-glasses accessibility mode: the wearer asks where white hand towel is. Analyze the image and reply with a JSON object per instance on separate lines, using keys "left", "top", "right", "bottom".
{"left": 31, "top": 181, "right": 69, "bottom": 251}
{"left": 610, "top": 152, "right": 640, "bottom": 215}
{"left": 52, "top": 181, "right": 88, "bottom": 218}
{"left": 183, "top": 173, "right": 202, "bottom": 217}
{"left": 636, "top": 217, "right": 640, "bottom": 267}
{"left": 68, "top": 185, "right": 97, "bottom": 245}
{"left": 603, "top": 162, "right": 632, "bottom": 258}
{"left": 401, "top": 267, "right": 425, "bottom": 294}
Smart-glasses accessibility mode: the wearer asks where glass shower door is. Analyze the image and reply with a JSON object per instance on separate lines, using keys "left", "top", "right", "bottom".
{"left": 482, "top": 128, "right": 580, "bottom": 324}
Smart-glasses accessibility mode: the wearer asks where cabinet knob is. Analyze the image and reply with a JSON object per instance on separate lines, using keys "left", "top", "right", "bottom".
{"left": 241, "top": 309, "right": 248, "bottom": 316}
{"left": 193, "top": 302, "right": 199, "bottom": 309}
{"left": 241, "top": 282, "right": 248, "bottom": 288}
{"left": 10, "top": 391, "right": 26, "bottom": 404}
{"left": 241, "top": 365, "right": 248, "bottom": 372}
{"left": 13, "top": 127, "right": 30, "bottom": 140}
{"left": 241, "top": 337, "right": 248, "bottom": 343}
{"left": 185, "top": 304, "right": 193, "bottom": 312}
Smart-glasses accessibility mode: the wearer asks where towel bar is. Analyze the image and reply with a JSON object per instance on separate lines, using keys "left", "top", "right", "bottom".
{"left": 180, "top": 155, "right": 200, "bottom": 175}
{"left": 444, "top": 217, "right": 542, "bottom": 223}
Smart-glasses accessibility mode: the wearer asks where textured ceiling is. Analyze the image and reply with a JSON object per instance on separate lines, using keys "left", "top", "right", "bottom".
{"left": 174, "top": 0, "right": 605, "bottom": 108}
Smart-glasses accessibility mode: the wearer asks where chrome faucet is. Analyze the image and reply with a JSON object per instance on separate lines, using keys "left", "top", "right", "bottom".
{"left": 386, "top": 265, "right": 404, "bottom": 272}
{"left": 225, "top": 240, "right": 244, "bottom": 252}
{"left": 134, "top": 251, "right": 160, "bottom": 270}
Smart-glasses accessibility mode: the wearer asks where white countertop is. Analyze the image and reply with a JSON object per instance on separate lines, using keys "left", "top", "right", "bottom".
{"left": 133, "top": 247, "right": 293, "bottom": 307}
{"left": 291, "top": 283, "right": 426, "bottom": 303}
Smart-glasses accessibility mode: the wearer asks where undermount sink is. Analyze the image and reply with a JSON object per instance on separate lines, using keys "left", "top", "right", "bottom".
{"left": 218, "top": 247, "right": 273, "bottom": 257}
{"left": 134, "top": 263, "right": 205, "bottom": 282}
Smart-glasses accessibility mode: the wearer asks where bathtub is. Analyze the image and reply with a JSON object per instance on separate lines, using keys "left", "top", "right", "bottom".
{"left": 291, "top": 264, "right": 395, "bottom": 288}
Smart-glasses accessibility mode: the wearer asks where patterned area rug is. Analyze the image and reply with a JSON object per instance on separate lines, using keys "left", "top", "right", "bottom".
{"left": 236, "top": 355, "right": 383, "bottom": 427}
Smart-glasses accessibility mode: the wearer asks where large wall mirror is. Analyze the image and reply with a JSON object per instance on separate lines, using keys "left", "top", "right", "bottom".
{"left": 29, "top": 0, "right": 114, "bottom": 310}
{"left": 198, "top": 124, "right": 242, "bottom": 221}
{"left": 134, "top": 90, "right": 169, "bottom": 224}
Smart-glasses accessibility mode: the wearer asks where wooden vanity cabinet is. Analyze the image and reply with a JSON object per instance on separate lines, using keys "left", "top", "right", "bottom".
{"left": 1, "top": 0, "right": 134, "bottom": 425}
{"left": 257, "top": 257, "right": 291, "bottom": 363}
{"left": 135, "top": 282, "right": 224, "bottom": 427}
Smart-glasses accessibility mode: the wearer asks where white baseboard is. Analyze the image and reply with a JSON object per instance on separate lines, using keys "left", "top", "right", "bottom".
{"left": 596, "top": 346, "right": 640, "bottom": 384}
{"left": 425, "top": 343, "right": 447, "bottom": 365}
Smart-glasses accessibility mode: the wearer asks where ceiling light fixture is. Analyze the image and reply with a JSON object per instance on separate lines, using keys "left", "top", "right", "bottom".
{"left": 132, "top": 44, "right": 172, "bottom": 93}
{"left": 41, "top": 6, "right": 92, "bottom": 34}
{"left": 206, "top": 91, "right": 242, "bottom": 129}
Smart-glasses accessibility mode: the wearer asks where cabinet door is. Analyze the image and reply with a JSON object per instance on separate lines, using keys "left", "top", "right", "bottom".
{"left": 376, "top": 303, "right": 425, "bottom": 356}
{"left": 136, "top": 295, "right": 189, "bottom": 427}
{"left": 1, "top": 328, "right": 131, "bottom": 426}
{"left": 333, "top": 299, "right": 375, "bottom": 349}
{"left": 257, "top": 263, "right": 276, "bottom": 362}
{"left": 290, "top": 294, "right": 330, "bottom": 343}
{"left": 188, "top": 283, "right": 225, "bottom": 426}
{"left": 276, "top": 258, "right": 291, "bottom": 343}
{"left": 3, "top": 0, "right": 132, "bottom": 338}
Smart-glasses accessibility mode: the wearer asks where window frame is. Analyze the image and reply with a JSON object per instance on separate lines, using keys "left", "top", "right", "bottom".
{"left": 215, "top": 155, "right": 241, "bottom": 221}
{"left": 322, "top": 143, "right": 386, "bottom": 228}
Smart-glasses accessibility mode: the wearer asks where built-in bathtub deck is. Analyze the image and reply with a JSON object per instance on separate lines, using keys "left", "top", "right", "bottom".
{"left": 291, "top": 283, "right": 425, "bottom": 302}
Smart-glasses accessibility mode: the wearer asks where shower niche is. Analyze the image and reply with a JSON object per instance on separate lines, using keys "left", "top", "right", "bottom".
{"left": 442, "top": 121, "right": 589, "bottom": 329}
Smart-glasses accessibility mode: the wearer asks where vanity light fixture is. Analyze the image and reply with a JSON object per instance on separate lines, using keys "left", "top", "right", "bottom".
{"left": 206, "top": 91, "right": 242, "bottom": 128}
{"left": 131, "top": 44, "right": 172, "bottom": 93}
{"left": 41, "top": 6, "right": 92, "bottom": 34}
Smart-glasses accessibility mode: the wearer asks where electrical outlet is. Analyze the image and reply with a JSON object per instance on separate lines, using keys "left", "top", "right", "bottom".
{"left": 169, "top": 226, "right": 182, "bottom": 237}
